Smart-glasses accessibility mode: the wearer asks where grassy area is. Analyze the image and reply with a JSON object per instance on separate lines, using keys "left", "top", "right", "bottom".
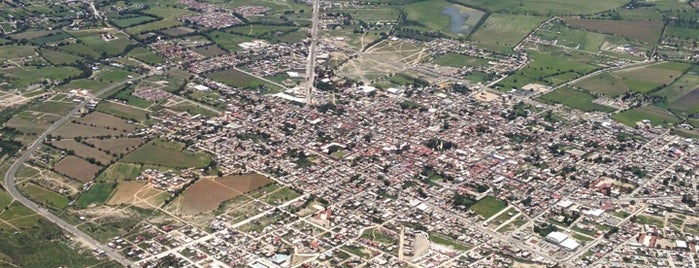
{"left": 206, "top": 31, "right": 256, "bottom": 52}
{"left": 612, "top": 106, "right": 680, "bottom": 127}
{"left": 403, "top": 0, "right": 485, "bottom": 36}
{"left": 469, "top": 14, "right": 546, "bottom": 52}
{"left": 535, "top": 21, "right": 605, "bottom": 51}
{"left": 575, "top": 72, "right": 629, "bottom": 98}
{"left": 168, "top": 102, "right": 219, "bottom": 118}
{"left": 20, "top": 183, "right": 69, "bottom": 210}
{"left": 262, "top": 187, "right": 301, "bottom": 205}
{"left": 126, "top": 47, "right": 164, "bottom": 65}
{"left": 125, "top": 7, "right": 193, "bottom": 35}
{"left": 39, "top": 49, "right": 83, "bottom": 65}
{"left": 31, "top": 101, "right": 75, "bottom": 115}
{"left": 0, "top": 45, "right": 35, "bottom": 60}
{"left": 95, "top": 102, "right": 148, "bottom": 122}
{"left": 0, "top": 220, "right": 103, "bottom": 267}
{"left": 463, "top": 0, "right": 627, "bottom": 15}
{"left": 538, "top": 87, "right": 616, "bottom": 113}
{"left": 430, "top": 232, "right": 471, "bottom": 251}
{"left": 3, "top": 66, "right": 82, "bottom": 88}
{"left": 96, "top": 162, "right": 142, "bottom": 182}
{"left": 207, "top": 68, "right": 281, "bottom": 92}
{"left": 360, "top": 228, "right": 398, "bottom": 246}
{"left": 122, "top": 140, "right": 212, "bottom": 168}
{"left": 75, "top": 183, "right": 115, "bottom": 208}
{"left": 635, "top": 214, "right": 663, "bottom": 226}
{"left": 470, "top": 196, "right": 507, "bottom": 219}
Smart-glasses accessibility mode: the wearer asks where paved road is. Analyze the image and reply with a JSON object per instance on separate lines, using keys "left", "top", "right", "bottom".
{"left": 304, "top": 0, "right": 320, "bottom": 105}
{"left": 3, "top": 75, "right": 147, "bottom": 267}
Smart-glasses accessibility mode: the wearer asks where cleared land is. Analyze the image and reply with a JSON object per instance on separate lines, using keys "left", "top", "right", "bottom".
{"left": 54, "top": 156, "right": 102, "bottom": 182}
{"left": 106, "top": 181, "right": 166, "bottom": 208}
{"left": 75, "top": 112, "right": 138, "bottom": 132}
{"left": 178, "top": 174, "right": 273, "bottom": 215}
{"left": 563, "top": 18, "right": 663, "bottom": 43}
{"left": 54, "top": 122, "right": 123, "bottom": 139}
{"left": 50, "top": 139, "right": 114, "bottom": 165}
{"left": 470, "top": 196, "right": 507, "bottom": 219}
{"left": 122, "top": 140, "right": 212, "bottom": 168}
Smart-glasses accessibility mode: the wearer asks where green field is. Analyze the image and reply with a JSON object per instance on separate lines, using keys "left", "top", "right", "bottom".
{"left": 31, "top": 101, "right": 75, "bottom": 115}
{"left": 403, "top": 0, "right": 485, "bottom": 36}
{"left": 122, "top": 140, "right": 212, "bottom": 168}
{"left": 95, "top": 102, "right": 148, "bottom": 122}
{"left": 39, "top": 49, "right": 83, "bottom": 65}
{"left": 58, "top": 43, "right": 101, "bottom": 59}
{"left": 21, "top": 183, "right": 69, "bottom": 210}
{"left": 575, "top": 72, "right": 629, "bottom": 97}
{"left": 206, "top": 31, "right": 256, "bottom": 51}
{"left": 74, "top": 32, "right": 133, "bottom": 57}
{"left": 96, "top": 162, "right": 143, "bottom": 182}
{"left": 0, "top": 45, "right": 35, "bottom": 60}
{"left": 463, "top": 0, "right": 627, "bottom": 15}
{"left": 168, "top": 102, "right": 220, "bottom": 118}
{"left": 433, "top": 52, "right": 490, "bottom": 67}
{"left": 470, "top": 196, "right": 507, "bottom": 219}
{"left": 497, "top": 52, "right": 598, "bottom": 89}
{"left": 207, "top": 68, "right": 281, "bottom": 92}
{"left": 125, "top": 7, "right": 193, "bottom": 35}
{"left": 430, "top": 232, "right": 471, "bottom": 251}
{"left": 75, "top": 183, "right": 115, "bottom": 208}
{"left": 538, "top": 87, "right": 616, "bottom": 113}
{"left": 126, "top": 47, "right": 164, "bottom": 65}
{"left": 612, "top": 106, "right": 680, "bottom": 127}
{"left": 469, "top": 14, "right": 546, "bottom": 52}
{"left": 535, "top": 22, "right": 606, "bottom": 51}
{"left": 111, "top": 15, "right": 158, "bottom": 28}
{"left": 3, "top": 66, "right": 82, "bottom": 88}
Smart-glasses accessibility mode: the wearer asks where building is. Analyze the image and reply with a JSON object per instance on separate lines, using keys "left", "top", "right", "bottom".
{"left": 545, "top": 231, "right": 568, "bottom": 244}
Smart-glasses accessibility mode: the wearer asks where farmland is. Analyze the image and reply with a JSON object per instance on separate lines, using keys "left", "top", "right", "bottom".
{"left": 106, "top": 181, "right": 167, "bottom": 208}
{"left": 75, "top": 183, "right": 115, "bottom": 208}
{"left": 95, "top": 102, "right": 149, "bottom": 122}
{"left": 207, "top": 68, "right": 280, "bottom": 92}
{"left": 122, "top": 140, "right": 212, "bottom": 168}
{"left": 20, "top": 183, "right": 69, "bottom": 210}
{"left": 54, "top": 122, "right": 123, "bottom": 139}
{"left": 433, "top": 52, "right": 490, "bottom": 68}
{"left": 76, "top": 112, "right": 138, "bottom": 132}
{"left": 49, "top": 139, "right": 114, "bottom": 165}
{"left": 534, "top": 21, "right": 606, "bottom": 52}
{"left": 538, "top": 87, "right": 616, "bottom": 113}
{"left": 86, "top": 138, "right": 144, "bottom": 156}
{"left": 496, "top": 52, "right": 598, "bottom": 90}
{"left": 96, "top": 162, "right": 142, "bottom": 182}
{"left": 612, "top": 106, "right": 681, "bottom": 127}
{"left": 126, "top": 47, "right": 165, "bottom": 65}
{"left": 54, "top": 156, "right": 102, "bottom": 182}
{"left": 461, "top": 0, "right": 627, "bottom": 15}
{"left": 403, "top": 0, "right": 485, "bottom": 36}
{"left": 469, "top": 14, "right": 546, "bottom": 52}
{"left": 176, "top": 174, "right": 273, "bottom": 215}
{"left": 563, "top": 18, "right": 663, "bottom": 44}
{"left": 575, "top": 72, "right": 629, "bottom": 98}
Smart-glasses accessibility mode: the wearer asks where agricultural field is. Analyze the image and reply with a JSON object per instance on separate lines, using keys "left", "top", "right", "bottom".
{"left": 75, "top": 183, "right": 115, "bottom": 208}
{"left": 20, "top": 183, "right": 69, "bottom": 211}
{"left": 126, "top": 47, "right": 165, "bottom": 65}
{"left": 207, "top": 68, "right": 280, "bottom": 92}
{"left": 563, "top": 18, "right": 663, "bottom": 44}
{"left": 174, "top": 174, "right": 272, "bottom": 215}
{"left": 534, "top": 21, "right": 606, "bottom": 52}
{"left": 125, "top": 7, "right": 193, "bottom": 35}
{"left": 122, "top": 139, "right": 212, "bottom": 168}
{"left": 31, "top": 101, "right": 75, "bottom": 115}
{"left": 86, "top": 137, "right": 144, "bottom": 156}
{"left": 612, "top": 106, "right": 681, "bottom": 127}
{"left": 206, "top": 31, "right": 256, "bottom": 52}
{"left": 659, "top": 75, "right": 699, "bottom": 113}
{"left": 76, "top": 112, "right": 138, "bottom": 132}
{"left": 462, "top": 0, "right": 627, "bottom": 15}
{"left": 496, "top": 52, "right": 598, "bottom": 90}
{"left": 538, "top": 86, "right": 616, "bottom": 113}
{"left": 613, "top": 62, "right": 688, "bottom": 93}
{"left": 575, "top": 72, "right": 629, "bottom": 98}
{"left": 72, "top": 31, "right": 134, "bottom": 57}
{"left": 39, "top": 49, "right": 83, "bottom": 65}
{"left": 95, "top": 102, "right": 149, "bottom": 122}
{"left": 106, "top": 181, "right": 167, "bottom": 208}
{"left": 469, "top": 14, "right": 546, "bottom": 52}
{"left": 96, "top": 162, "right": 143, "bottom": 182}
{"left": 110, "top": 14, "right": 159, "bottom": 28}
{"left": 403, "top": 0, "right": 485, "bottom": 36}
{"left": 2, "top": 66, "right": 82, "bottom": 88}
{"left": 191, "top": 45, "right": 227, "bottom": 57}
{"left": 54, "top": 122, "right": 123, "bottom": 139}
{"left": 49, "top": 139, "right": 114, "bottom": 165}
{"left": 54, "top": 155, "right": 102, "bottom": 182}
{"left": 0, "top": 45, "right": 36, "bottom": 60}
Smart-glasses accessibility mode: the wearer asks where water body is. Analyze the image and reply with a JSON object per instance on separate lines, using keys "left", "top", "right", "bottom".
{"left": 443, "top": 6, "right": 470, "bottom": 34}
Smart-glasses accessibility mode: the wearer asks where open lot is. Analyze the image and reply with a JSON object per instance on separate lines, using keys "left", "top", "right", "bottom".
{"left": 107, "top": 181, "right": 167, "bottom": 208}
{"left": 177, "top": 174, "right": 272, "bottom": 215}
{"left": 470, "top": 196, "right": 507, "bottom": 219}
{"left": 54, "top": 156, "right": 102, "bottom": 182}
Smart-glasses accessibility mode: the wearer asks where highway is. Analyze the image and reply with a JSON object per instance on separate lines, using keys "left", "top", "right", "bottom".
{"left": 3, "top": 75, "right": 147, "bottom": 267}
{"left": 304, "top": 0, "right": 320, "bottom": 105}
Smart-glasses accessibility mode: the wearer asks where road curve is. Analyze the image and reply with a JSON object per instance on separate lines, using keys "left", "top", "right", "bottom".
{"left": 3, "top": 75, "right": 147, "bottom": 267}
